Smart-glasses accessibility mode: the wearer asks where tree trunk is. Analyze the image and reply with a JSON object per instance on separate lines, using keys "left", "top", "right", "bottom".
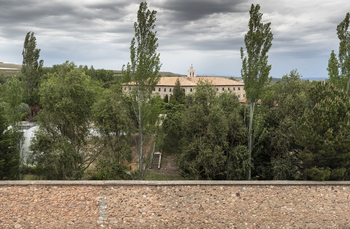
{"left": 138, "top": 91, "right": 143, "bottom": 180}
{"left": 248, "top": 102, "right": 255, "bottom": 180}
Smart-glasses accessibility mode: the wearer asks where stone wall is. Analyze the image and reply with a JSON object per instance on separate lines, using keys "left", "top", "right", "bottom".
{"left": 1, "top": 180, "right": 350, "bottom": 228}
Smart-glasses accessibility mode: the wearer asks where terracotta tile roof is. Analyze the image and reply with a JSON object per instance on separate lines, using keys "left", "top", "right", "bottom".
{"left": 156, "top": 77, "right": 244, "bottom": 87}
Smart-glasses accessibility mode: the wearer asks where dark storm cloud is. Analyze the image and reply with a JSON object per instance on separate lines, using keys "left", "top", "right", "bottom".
{"left": 153, "top": 0, "right": 246, "bottom": 21}
{"left": 0, "top": 0, "right": 134, "bottom": 39}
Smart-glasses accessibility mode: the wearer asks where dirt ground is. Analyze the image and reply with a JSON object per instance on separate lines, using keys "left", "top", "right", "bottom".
{"left": 148, "top": 152, "right": 181, "bottom": 177}
{"left": 130, "top": 134, "right": 181, "bottom": 178}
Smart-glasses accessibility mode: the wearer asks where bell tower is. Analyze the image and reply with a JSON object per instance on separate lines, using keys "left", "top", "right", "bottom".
{"left": 187, "top": 64, "right": 196, "bottom": 78}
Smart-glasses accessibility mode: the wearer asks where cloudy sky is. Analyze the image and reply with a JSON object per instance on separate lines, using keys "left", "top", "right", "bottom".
{"left": 0, "top": 0, "right": 348, "bottom": 79}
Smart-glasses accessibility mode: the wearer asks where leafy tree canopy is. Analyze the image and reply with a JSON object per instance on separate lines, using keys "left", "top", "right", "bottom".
{"left": 0, "top": 109, "right": 18, "bottom": 180}
{"left": 296, "top": 82, "right": 350, "bottom": 180}
{"left": 30, "top": 61, "right": 97, "bottom": 180}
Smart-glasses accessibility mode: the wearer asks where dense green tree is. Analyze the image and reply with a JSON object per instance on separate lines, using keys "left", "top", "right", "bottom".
{"left": 122, "top": 2, "right": 161, "bottom": 180}
{"left": 79, "top": 65, "right": 115, "bottom": 86}
{"left": 296, "top": 82, "right": 350, "bottom": 180}
{"left": 240, "top": 4, "right": 273, "bottom": 179}
{"left": 21, "top": 31, "right": 44, "bottom": 107}
{"left": 165, "top": 82, "right": 251, "bottom": 180}
{"left": 3, "top": 76, "right": 24, "bottom": 122}
{"left": 0, "top": 109, "right": 18, "bottom": 180}
{"left": 161, "top": 108, "right": 181, "bottom": 153}
{"left": 30, "top": 61, "right": 97, "bottom": 180}
{"left": 91, "top": 85, "right": 134, "bottom": 180}
{"left": 170, "top": 78, "right": 185, "bottom": 104}
{"left": 255, "top": 70, "right": 310, "bottom": 180}
{"left": 163, "top": 94, "right": 169, "bottom": 103}
{"left": 3, "top": 76, "right": 24, "bottom": 179}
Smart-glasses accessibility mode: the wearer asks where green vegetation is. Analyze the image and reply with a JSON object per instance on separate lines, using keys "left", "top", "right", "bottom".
{"left": 170, "top": 78, "right": 185, "bottom": 105}
{"left": 29, "top": 62, "right": 97, "bottom": 180}
{"left": 91, "top": 85, "right": 134, "bottom": 180}
{"left": 162, "top": 82, "right": 251, "bottom": 180}
{"left": 145, "top": 172, "right": 182, "bottom": 181}
{"left": 296, "top": 82, "right": 350, "bottom": 180}
{"left": 21, "top": 31, "right": 44, "bottom": 107}
{"left": 122, "top": 2, "right": 162, "bottom": 180}
{"left": 327, "top": 13, "right": 350, "bottom": 92}
{"left": 240, "top": 4, "right": 273, "bottom": 179}
{"left": 0, "top": 109, "right": 18, "bottom": 180}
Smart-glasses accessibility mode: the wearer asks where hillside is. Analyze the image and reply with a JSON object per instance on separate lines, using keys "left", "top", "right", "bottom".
{"left": 0, "top": 62, "right": 21, "bottom": 80}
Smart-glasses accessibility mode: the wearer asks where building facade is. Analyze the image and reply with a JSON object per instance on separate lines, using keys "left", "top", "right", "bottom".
{"left": 124, "top": 66, "right": 246, "bottom": 101}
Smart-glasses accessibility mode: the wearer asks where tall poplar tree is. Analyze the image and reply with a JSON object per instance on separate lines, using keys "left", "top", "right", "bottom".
{"left": 123, "top": 2, "right": 161, "bottom": 180}
{"left": 240, "top": 4, "right": 273, "bottom": 180}
{"left": 337, "top": 12, "right": 350, "bottom": 92}
{"left": 327, "top": 50, "right": 342, "bottom": 88}
{"left": 21, "top": 31, "right": 44, "bottom": 107}
{"left": 327, "top": 13, "right": 350, "bottom": 92}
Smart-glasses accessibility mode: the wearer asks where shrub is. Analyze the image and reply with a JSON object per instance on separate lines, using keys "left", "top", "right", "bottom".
{"left": 20, "top": 113, "right": 26, "bottom": 121}
{"left": 17, "top": 103, "right": 30, "bottom": 116}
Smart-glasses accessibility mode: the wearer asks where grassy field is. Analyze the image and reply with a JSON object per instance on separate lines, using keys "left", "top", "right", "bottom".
{"left": 145, "top": 171, "right": 182, "bottom": 180}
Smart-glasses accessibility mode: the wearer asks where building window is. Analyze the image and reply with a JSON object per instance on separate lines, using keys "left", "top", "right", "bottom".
{"left": 222, "top": 88, "right": 224, "bottom": 91}
{"left": 129, "top": 87, "right": 131, "bottom": 91}
{"left": 238, "top": 95, "right": 240, "bottom": 98}
{"left": 170, "top": 88, "right": 172, "bottom": 92}
{"left": 124, "top": 87, "right": 126, "bottom": 90}
{"left": 153, "top": 88, "right": 155, "bottom": 91}
{"left": 158, "top": 88, "right": 161, "bottom": 92}
{"left": 238, "top": 87, "right": 240, "bottom": 90}
{"left": 164, "top": 88, "right": 166, "bottom": 92}
{"left": 190, "top": 88, "right": 193, "bottom": 92}
{"left": 233, "top": 87, "right": 235, "bottom": 90}
{"left": 217, "top": 88, "right": 219, "bottom": 91}
{"left": 228, "top": 88, "right": 230, "bottom": 91}
{"left": 183, "top": 88, "right": 185, "bottom": 92}
{"left": 243, "top": 94, "right": 245, "bottom": 97}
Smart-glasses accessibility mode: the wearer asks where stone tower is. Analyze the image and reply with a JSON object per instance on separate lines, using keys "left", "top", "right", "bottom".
{"left": 187, "top": 64, "right": 196, "bottom": 78}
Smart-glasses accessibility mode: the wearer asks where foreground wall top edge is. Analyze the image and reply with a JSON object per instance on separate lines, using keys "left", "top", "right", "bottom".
{"left": 1, "top": 180, "right": 350, "bottom": 186}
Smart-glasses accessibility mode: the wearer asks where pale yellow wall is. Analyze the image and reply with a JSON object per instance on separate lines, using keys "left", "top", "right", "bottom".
{"left": 123, "top": 85, "right": 246, "bottom": 100}
{"left": 153, "top": 85, "right": 245, "bottom": 100}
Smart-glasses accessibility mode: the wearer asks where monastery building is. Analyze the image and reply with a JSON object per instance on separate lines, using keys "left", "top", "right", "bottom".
{"left": 124, "top": 65, "right": 245, "bottom": 100}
